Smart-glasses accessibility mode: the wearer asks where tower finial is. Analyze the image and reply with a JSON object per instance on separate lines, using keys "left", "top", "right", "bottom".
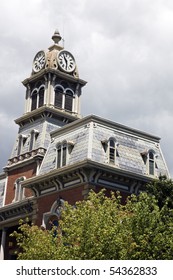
{"left": 52, "top": 29, "right": 62, "bottom": 45}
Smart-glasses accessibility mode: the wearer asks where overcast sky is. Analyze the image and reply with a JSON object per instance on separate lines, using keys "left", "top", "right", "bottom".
{"left": 0, "top": 0, "right": 173, "bottom": 177}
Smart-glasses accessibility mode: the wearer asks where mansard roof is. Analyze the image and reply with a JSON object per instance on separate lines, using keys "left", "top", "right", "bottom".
{"left": 21, "top": 113, "right": 169, "bottom": 195}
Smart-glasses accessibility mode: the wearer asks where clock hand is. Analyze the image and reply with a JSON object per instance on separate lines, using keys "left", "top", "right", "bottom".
{"left": 64, "top": 54, "right": 68, "bottom": 70}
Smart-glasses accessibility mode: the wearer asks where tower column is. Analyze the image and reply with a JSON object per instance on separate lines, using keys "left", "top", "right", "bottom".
{"left": 50, "top": 74, "right": 56, "bottom": 106}
{"left": 75, "top": 84, "right": 81, "bottom": 115}
{"left": 44, "top": 74, "right": 48, "bottom": 105}
{"left": 24, "top": 84, "right": 31, "bottom": 113}
{"left": 47, "top": 73, "right": 52, "bottom": 106}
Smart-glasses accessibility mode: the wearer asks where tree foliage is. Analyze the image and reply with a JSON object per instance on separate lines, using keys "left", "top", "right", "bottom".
{"left": 146, "top": 175, "right": 173, "bottom": 209}
{"left": 12, "top": 189, "right": 173, "bottom": 260}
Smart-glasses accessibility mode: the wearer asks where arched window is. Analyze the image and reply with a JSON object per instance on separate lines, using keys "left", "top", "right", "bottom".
{"left": 13, "top": 177, "right": 25, "bottom": 202}
{"left": 31, "top": 86, "right": 45, "bottom": 111}
{"left": 38, "top": 87, "right": 44, "bottom": 108}
{"left": 65, "top": 90, "right": 73, "bottom": 111}
{"left": 57, "top": 144, "right": 61, "bottom": 168}
{"left": 149, "top": 151, "right": 155, "bottom": 175}
{"left": 102, "top": 138, "right": 119, "bottom": 165}
{"left": 31, "top": 90, "right": 37, "bottom": 111}
{"left": 109, "top": 139, "right": 115, "bottom": 164}
{"left": 62, "top": 142, "right": 67, "bottom": 166}
{"left": 54, "top": 87, "right": 63, "bottom": 108}
{"left": 42, "top": 198, "right": 65, "bottom": 229}
{"left": 46, "top": 216, "right": 59, "bottom": 231}
{"left": 56, "top": 142, "right": 67, "bottom": 168}
{"left": 107, "top": 138, "right": 118, "bottom": 165}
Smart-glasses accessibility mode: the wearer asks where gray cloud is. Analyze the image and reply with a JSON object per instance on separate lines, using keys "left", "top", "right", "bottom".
{"left": 0, "top": 0, "right": 173, "bottom": 176}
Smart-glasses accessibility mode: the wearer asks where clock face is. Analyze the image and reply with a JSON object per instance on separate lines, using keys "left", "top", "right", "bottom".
{"left": 58, "top": 51, "right": 75, "bottom": 73}
{"left": 33, "top": 51, "right": 46, "bottom": 72}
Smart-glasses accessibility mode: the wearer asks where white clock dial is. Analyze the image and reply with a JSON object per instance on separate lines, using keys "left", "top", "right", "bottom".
{"left": 33, "top": 51, "right": 46, "bottom": 72}
{"left": 58, "top": 51, "right": 75, "bottom": 73}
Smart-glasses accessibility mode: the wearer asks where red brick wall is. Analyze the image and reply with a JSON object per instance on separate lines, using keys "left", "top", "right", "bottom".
{"left": 95, "top": 186, "right": 129, "bottom": 204}
{"left": 36, "top": 185, "right": 85, "bottom": 226}
{"left": 35, "top": 184, "right": 130, "bottom": 226}
{"left": 5, "top": 163, "right": 37, "bottom": 205}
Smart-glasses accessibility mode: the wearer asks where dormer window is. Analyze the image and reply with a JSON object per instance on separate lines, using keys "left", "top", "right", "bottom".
{"left": 109, "top": 139, "right": 116, "bottom": 164}
{"left": 57, "top": 142, "right": 67, "bottom": 168}
{"left": 56, "top": 141, "right": 74, "bottom": 169}
{"left": 149, "top": 151, "right": 155, "bottom": 175}
{"left": 102, "top": 138, "right": 118, "bottom": 165}
{"left": 141, "top": 149, "right": 157, "bottom": 176}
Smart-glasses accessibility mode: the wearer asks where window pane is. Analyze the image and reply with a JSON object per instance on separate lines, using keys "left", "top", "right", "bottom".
{"left": 31, "top": 93, "right": 37, "bottom": 111}
{"left": 38, "top": 88, "right": 44, "bottom": 107}
{"left": 110, "top": 140, "right": 115, "bottom": 148}
{"left": 55, "top": 89, "right": 63, "bottom": 108}
{"left": 29, "top": 132, "right": 35, "bottom": 151}
{"left": 149, "top": 160, "right": 154, "bottom": 175}
{"left": 15, "top": 184, "right": 20, "bottom": 201}
{"left": 149, "top": 152, "right": 154, "bottom": 160}
{"left": 109, "top": 147, "right": 115, "bottom": 163}
{"left": 65, "top": 92, "right": 73, "bottom": 111}
{"left": 62, "top": 145, "right": 67, "bottom": 166}
{"left": 57, "top": 146, "right": 61, "bottom": 168}
{"left": 17, "top": 136, "right": 22, "bottom": 156}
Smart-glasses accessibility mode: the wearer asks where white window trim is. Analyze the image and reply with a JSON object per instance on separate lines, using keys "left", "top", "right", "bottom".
{"left": 103, "top": 138, "right": 119, "bottom": 165}
{"left": 56, "top": 141, "right": 74, "bottom": 169}
{"left": 13, "top": 176, "right": 26, "bottom": 202}
{"left": 142, "top": 150, "right": 157, "bottom": 177}
{"left": 17, "top": 134, "right": 27, "bottom": 156}
{"left": 31, "top": 85, "right": 45, "bottom": 110}
{"left": 29, "top": 129, "right": 39, "bottom": 151}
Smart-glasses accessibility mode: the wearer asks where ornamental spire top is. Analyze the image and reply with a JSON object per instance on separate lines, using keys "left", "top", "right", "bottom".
{"left": 51, "top": 29, "right": 62, "bottom": 45}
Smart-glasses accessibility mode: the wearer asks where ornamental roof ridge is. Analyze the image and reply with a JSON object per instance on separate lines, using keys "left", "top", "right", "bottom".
{"left": 50, "top": 114, "right": 161, "bottom": 142}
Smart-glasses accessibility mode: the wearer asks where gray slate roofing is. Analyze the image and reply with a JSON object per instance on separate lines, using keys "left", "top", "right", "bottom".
{"left": 38, "top": 115, "right": 169, "bottom": 178}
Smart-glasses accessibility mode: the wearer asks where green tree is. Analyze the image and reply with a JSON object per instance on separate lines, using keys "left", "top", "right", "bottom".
{"left": 12, "top": 190, "right": 173, "bottom": 260}
{"left": 146, "top": 176, "right": 173, "bottom": 209}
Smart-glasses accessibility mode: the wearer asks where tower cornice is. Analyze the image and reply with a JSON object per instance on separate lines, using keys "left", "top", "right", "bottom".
{"left": 14, "top": 106, "right": 80, "bottom": 127}
{"left": 22, "top": 68, "right": 87, "bottom": 87}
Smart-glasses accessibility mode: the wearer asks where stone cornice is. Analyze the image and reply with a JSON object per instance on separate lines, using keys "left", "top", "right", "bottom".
{"left": 0, "top": 197, "right": 37, "bottom": 228}
{"left": 4, "top": 148, "right": 46, "bottom": 172}
{"left": 22, "top": 68, "right": 87, "bottom": 87}
{"left": 22, "top": 159, "right": 151, "bottom": 191}
{"left": 15, "top": 106, "right": 80, "bottom": 126}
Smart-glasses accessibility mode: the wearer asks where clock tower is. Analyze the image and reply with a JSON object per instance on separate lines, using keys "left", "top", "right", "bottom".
{"left": 0, "top": 29, "right": 170, "bottom": 260}
{"left": 4, "top": 30, "right": 87, "bottom": 204}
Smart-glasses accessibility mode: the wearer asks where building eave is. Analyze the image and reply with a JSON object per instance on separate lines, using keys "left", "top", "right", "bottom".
{"left": 22, "top": 159, "right": 152, "bottom": 190}
{"left": 0, "top": 197, "right": 37, "bottom": 229}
